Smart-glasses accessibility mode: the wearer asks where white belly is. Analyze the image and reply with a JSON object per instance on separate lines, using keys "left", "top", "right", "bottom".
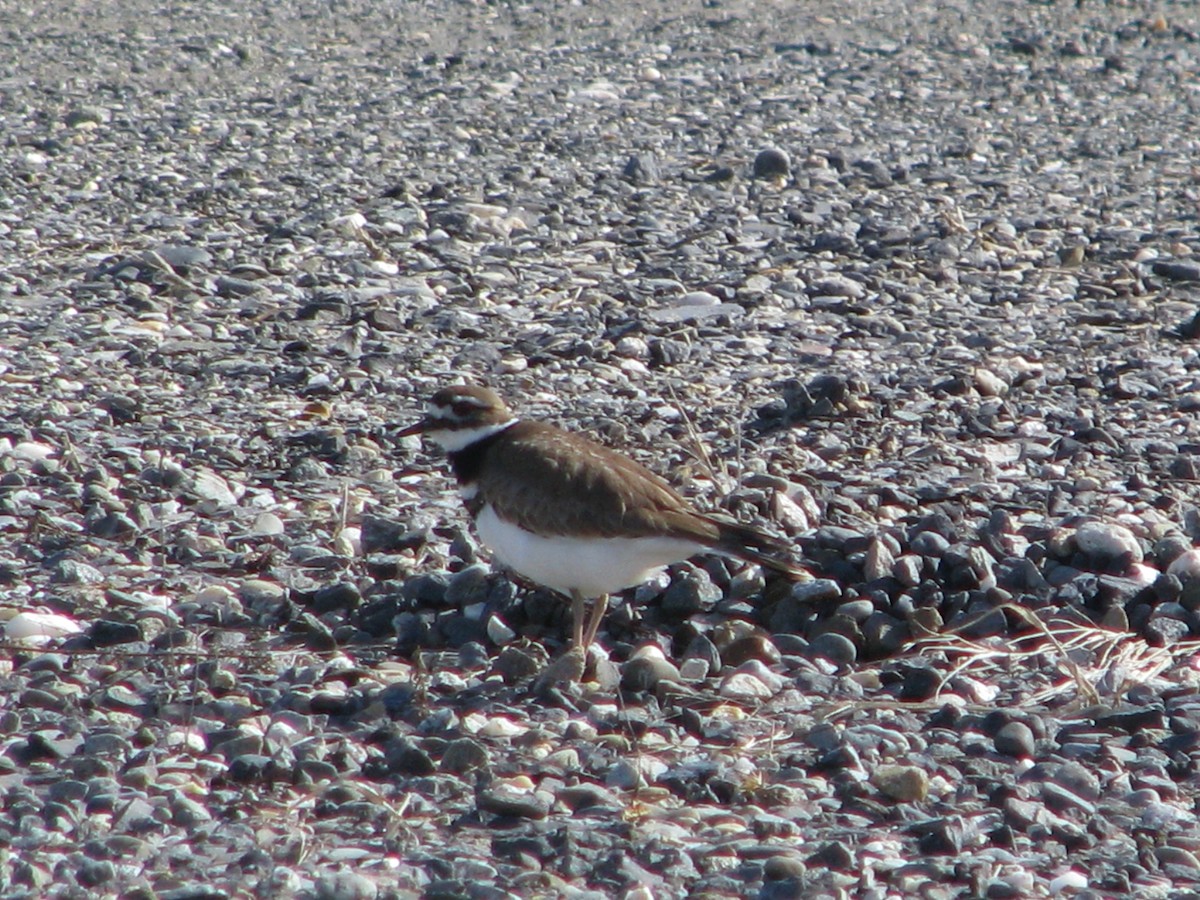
{"left": 475, "top": 504, "right": 705, "bottom": 598}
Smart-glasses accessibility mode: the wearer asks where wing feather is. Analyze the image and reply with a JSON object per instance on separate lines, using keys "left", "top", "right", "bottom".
{"left": 476, "top": 422, "right": 720, "bottom": 542}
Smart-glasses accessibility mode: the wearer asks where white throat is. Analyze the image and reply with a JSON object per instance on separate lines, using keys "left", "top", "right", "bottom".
{"left": 427, "top": 417, "right": 518, "bottom": 453}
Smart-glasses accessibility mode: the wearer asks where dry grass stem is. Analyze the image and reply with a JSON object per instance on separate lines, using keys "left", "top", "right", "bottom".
{"left": 906, "top": 602, "right": 1200, "bottom": 708}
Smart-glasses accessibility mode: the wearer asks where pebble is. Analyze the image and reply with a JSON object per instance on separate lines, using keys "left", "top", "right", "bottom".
{"left": 719, "top": 660, "right": 783, "bottom": 698}
{"left": 495, "top": 645, "right": 545, "bottom": 683}
{"left": 89, "top": 619, "right": 142, "bottom": 646}
{"left": 313, "top": 871, "right": 378, "bottom": 900}
{"left": 682, "top": 633, "right": 721, "bottom": 676}
{"left": 721, "top": 634, "right": 781, "bottom": 667}
{"left": 1073, "top": 521, "right": 1143, "bottom": 566}
{"left": 807, "top": 632, "right": 858, "bottom": 666}
{"left": 477, "top": 783, "right": 551, "bottom": 819}
{"left": 623, "top": 152, "right": 661, "bottom": 185}
{"left": 1048, "top": 870, "right": 1088, "bottom": 893}
{"left": 1168, "top": 548, "right": 1200, "bottom": 581}
{"left": 752, "top": 147, "right": 791, "bottom": 180}
{"left": 621, "top": 645, "right": 683, "bottom": 692}
{"left": 872, "top": 764, "right": 930, "bottom": 803}
{"left": 252, "top": 512, "right": 286, "bottom": 535}
{"left": 5, "top": 611, "right": 83, "bottom": 641}
{"left": 440, "top": 738, "right": 489, "bottom": 774}
{"left": 994, "top": 722, "right": 1036, "bottom": 759}
{"left": 191, "top": 469, "right": 240, "bottom": 507}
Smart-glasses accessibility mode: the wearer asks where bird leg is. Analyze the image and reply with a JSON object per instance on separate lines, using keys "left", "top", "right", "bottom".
{"left": 534, "top": 591, "right": 608, "bottom": 693}
{"left": 568, "top": 589, "right": 610, "bottom": 649}
{"left": 579, "top": 593, "right": 609, "bottom": 649}
{"left": 570, "top": 588, "right": 587, "bottom": 649}
{"left": 533, "top": 589, "right": 593, "bottom": 692}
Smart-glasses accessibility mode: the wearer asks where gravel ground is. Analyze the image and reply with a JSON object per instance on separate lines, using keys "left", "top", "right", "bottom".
{"left": 6, "top": 0, "right": 1200, "bottom": 897}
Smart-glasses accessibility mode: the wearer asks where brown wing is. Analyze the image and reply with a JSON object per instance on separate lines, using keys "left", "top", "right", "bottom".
{"left": 476, "top": 422, "right": 722, "bottom": 543}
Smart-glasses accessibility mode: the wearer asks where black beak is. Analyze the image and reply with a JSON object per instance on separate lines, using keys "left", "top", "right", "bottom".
{"left": 395, "top": 420, "right": 426, "bottom": 438}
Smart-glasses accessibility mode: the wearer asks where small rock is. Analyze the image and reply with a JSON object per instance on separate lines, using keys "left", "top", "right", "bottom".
{"left": 1073, "top": 521, "right": 1143, "bottom": 565}
{"left": 682, "top": 633, "right": 721, "bottom": 676}
{"left": 790, "top": 579, "right": 843, "bottom": 604}
{"left": 994, "top": 722, "right": 1036, "bottom": 758}
{"left": 622, "top": 152, "right": 661, "bottom": 185}
{"left": 1048, "top": 871, "right": 1088, "bottom": 894}
{"left": 1168, "top": 548, "right": 1200, "bottom": 581}
{"left": 6, "top": 611, "right": 83, "bottom": 641}
{"left": 721, "top": 634, "right": 781, "bottom": 667}
{"left": 753, "top": 146, "right": 791, "bottom": 180}
{"left": 441, "top": 738, "right": 489, "bottom": 774}
{"left": 678, "top": 290, "right": 721, "bottom": 307}
{"left": 252, "top": 512, "right": 286, "bottom": 535}
{"left": 893, "top": 554, "right": 924, "bottom": 586}
{"left": 495, "top": 645, "right": 546, "bottom": 683}
{"left": 477, "top": 783, "right": 550, "bottom": 819}
{"left": 763, "top": 855, "right": 806, "bottom": 881}
{"left": 191, "top": 469, "right": 239, "bottom": 506}
{"left": 51, "top": 559, "right": 104, "bottom": 584}
{"left": 485, "top": 615, "right": 516, "bottom": 645}
{"left": 661, "top": 570, "right": 721, "bottom": 616}
{"left": 89, "top": 619, "right": 142, "bottom": 647}
{"left": 719, "top": 660, "right": 782, "bottom": 698}
{"left": 871, "top": 765, "right": 929, "bottom": 802}
{"left": 621, "top": 645, "right": 682, "bottom": 691}
{"left": 808, "top": 632, "right": 858, "bottom": 666}
{"left": 76, "top": 859, "right": 116, "bottom": 888}
{"left": 313, "top": 871, "right": 378, "bottom": 900}
{"left": 1153, "top": 260, "right": 1200, "bottom": 282}
{"left": 973, "top": 368, "right": 1008, "bottom": 397}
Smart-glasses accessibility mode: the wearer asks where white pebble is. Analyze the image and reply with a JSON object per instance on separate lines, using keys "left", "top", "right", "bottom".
{"left": 486, "top": 615, "right": 516, "bottom": 645}
{"left": 193, "top": 585, "right": 236, "bottom": 606}
{"left": 678, "top": 657, "right": 710, "bottom": 681}
{"left": 1073, "top": 521, "right": 1143, "bottom": 564}
{"left": 9, "top": 441, "right": 57, "bottom": 463}
{"left": 252, "top": 512, "right": 285, "bottom": 535}
{"left": 771, "top": 490, "right": 811, "bottom": 533}
{"left": 476, "top": 716, "right": 528, "bottom": 738}
{"left": 614, "top": 336, "right": 649, "bottom": 359}
{"left": 498, "top": 355, "right": 528, "bottom": 374}
{"left": 5, "top": 611, "right": 82, "bottom": 641}
{"left": 1128, "top": 563, "right": 1160, "bottom": 588}
{"left": 1049, "top": 869, "right": 1088, "bottom": 894}
{"left": 430, "top": 671, "right": 468, "bottom": 691}
{"left": 192, "top": 470, "right": 239, "bottom": 506}
{"left": 370, "top": 260, "right": 399, "bottom": 276}
{"left": 333, "top": 527, "right": 360, "bottom": 557}
{"left": 973, "top": 367, "right": 1008, "bottom": 397}
{"left": 1168, "top": 548, "right": 1200, "bottom": 581}
{"left": 719, "top": 661, "right": 782, "bottom": 699}
{"left": 893, "top": 554, "right": 924, "bottom": 587}
{"left": 678, "top": 290, "right": 720, "bottom": 307}
{"left": 164, "top": 728, "right": 207, "bottom": 753}
{"left": 333, "top": 211, "right": 367, "bottom": 234}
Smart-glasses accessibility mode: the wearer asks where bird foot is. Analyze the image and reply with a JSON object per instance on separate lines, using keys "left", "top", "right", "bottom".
{"left": 533, "top": 645, "right": 587, "bottom": 693}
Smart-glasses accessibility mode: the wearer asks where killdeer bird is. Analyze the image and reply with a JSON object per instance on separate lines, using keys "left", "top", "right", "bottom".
{"left": 401, "top": 384, "right": 803, "bottom": 653}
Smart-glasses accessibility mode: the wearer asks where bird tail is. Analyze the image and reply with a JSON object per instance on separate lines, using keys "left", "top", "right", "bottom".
{"left": 712, "top": 518, "right": 807, "bottom": 579}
